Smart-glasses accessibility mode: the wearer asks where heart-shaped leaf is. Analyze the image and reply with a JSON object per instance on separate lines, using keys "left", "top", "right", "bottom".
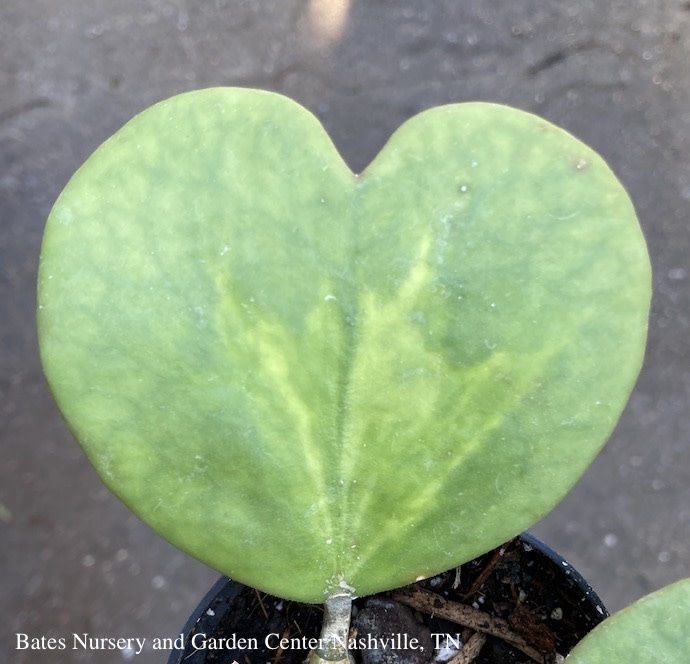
{"left": 38, "top": 88, "right": 650, "bottom": 602}
{"left": 565, "top": 578, "right": 690, "bottom": 663}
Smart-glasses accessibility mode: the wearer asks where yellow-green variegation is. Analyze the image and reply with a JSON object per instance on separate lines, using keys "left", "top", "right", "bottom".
{"left": 38, "top": 88, "right": 650, "bottom": 603}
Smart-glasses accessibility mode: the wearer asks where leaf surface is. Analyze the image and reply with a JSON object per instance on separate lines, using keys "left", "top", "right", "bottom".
{"left": 566, "top": 579, "right": 690, "bottom": 663}
{"left": 38, "top": 89, "right": 650, "bottom": 602}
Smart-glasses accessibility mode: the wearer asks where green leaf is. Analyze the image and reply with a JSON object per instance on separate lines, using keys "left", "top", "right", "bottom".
{"left": 566, "top": 578, "right": 690, "bottom": 663}
{"left": 38, "top": 88, "right": 650, "bottom": 602}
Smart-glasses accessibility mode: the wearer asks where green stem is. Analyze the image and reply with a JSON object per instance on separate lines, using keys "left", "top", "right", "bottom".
{"left": 306, "top": 593, "right": 353, "bottom": 663}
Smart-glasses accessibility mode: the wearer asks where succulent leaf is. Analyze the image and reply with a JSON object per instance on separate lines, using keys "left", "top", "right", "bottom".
{"left": 566, "top": 578, "right": 690, "bottom": 663}
{"left": 38, "top": 89, "right": 650, "bottom": 602}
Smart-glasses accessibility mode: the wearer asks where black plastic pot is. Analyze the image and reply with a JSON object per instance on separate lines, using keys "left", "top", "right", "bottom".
{"left": 168, "top": 533, "right": 608, "bottom": 664}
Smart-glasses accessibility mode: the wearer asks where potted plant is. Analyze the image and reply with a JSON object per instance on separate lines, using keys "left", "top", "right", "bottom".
{"left": 37, "top": 87, "right": 683, "bottom": 662}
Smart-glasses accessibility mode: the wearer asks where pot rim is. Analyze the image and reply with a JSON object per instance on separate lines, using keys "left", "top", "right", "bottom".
{"left": 519, "top": 531, "right": 608, "bottom": 619}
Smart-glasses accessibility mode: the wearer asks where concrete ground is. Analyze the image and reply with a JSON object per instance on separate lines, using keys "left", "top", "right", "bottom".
{"left": 2, "top": 1, "right": 689, "bottom": 662}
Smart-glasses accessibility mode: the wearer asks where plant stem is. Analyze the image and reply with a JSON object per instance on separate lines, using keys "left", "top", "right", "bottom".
{"left": 306, "top": 593, "right": 353, "bottom": 663}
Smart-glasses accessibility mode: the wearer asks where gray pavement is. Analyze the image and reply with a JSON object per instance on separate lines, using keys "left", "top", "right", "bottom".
{"left": 2, "top": 1, "right": 690, "bottom": 663}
